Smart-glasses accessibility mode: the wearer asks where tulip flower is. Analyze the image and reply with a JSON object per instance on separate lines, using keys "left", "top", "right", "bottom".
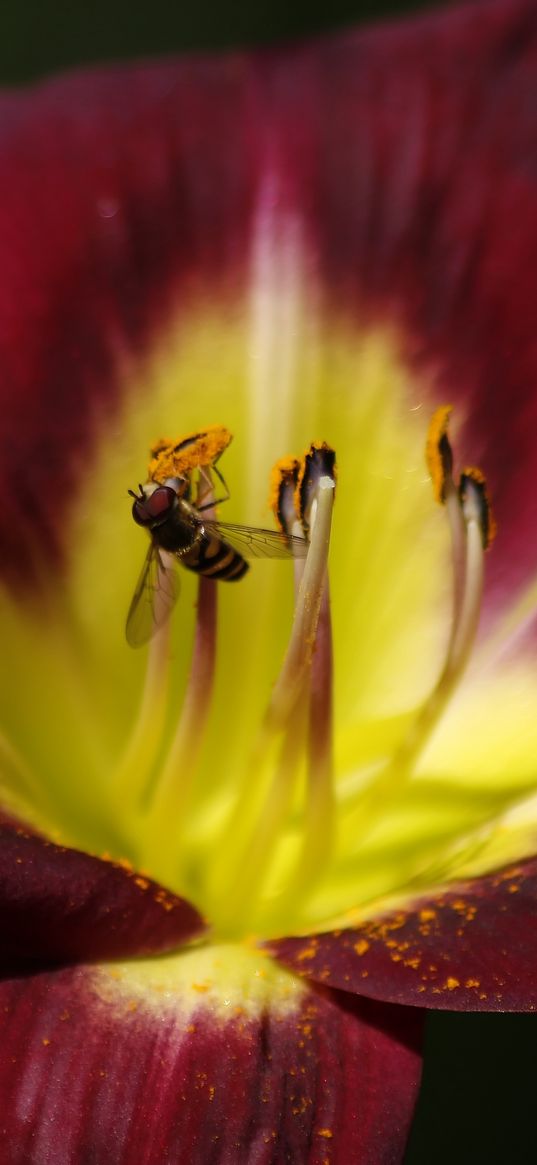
{"left": 1, "top": 0, "right": 536, "bottom": 1160}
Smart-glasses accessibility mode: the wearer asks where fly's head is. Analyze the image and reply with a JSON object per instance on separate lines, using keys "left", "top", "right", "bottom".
{"left": 129, "top": 475, "right": 189, "bottom": 530}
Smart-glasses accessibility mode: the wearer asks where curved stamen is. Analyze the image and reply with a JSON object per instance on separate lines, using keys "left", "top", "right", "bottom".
{"left": 389, "top": 474, "right": 485, "bottom": 774}
{"left": 113, "top": 611, "right": 173, "bottom": 804}
{"left": 344, "top": 421, "right": 494, "bottom": 836}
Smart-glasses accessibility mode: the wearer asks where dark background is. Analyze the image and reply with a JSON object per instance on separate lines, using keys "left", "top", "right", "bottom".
{"left": 2, "top": 1, "right": 535, "bottom": 1160}
{"left": 3, "top": 0, "right": 439, "bottom": 83}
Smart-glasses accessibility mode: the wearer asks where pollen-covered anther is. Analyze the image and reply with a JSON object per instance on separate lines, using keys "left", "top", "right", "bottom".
{"left": 148, "top": 424, "right": 232, "bottom": 482}
{"left": 425, "top": 405, "right": 454, "bottom": 505}
{"left": 269, "top": 456, "right": 301, "bottom": 538}
{"left": 295, "top": 442, "right": 337, "bottom": 536}
{"left": 426, "top": 405, "right": 469, "bottom": 622}
{"left": 459, "top": 467, "right": 497, "bottom": 550}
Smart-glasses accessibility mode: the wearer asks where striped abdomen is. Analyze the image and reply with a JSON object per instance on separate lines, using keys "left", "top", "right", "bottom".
{"left": 181, "top": 533, "right": 249, "bottom": 581}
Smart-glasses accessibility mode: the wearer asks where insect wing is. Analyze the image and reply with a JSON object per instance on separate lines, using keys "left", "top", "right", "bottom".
{"left": 126, "top": 543, "right": 180, "bottom": 647}
{"left": 201, "top": 520, "right": 308, "bottom": 560}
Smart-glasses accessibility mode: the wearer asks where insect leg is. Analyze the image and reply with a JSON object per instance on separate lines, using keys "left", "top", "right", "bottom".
{"left": 196, "top": 463, "right": 230, "bottom": 511}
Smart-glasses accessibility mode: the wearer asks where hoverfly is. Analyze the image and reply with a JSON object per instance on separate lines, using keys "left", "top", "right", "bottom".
{"left": 126, "top": 472, "right": 308, "bottom": 647}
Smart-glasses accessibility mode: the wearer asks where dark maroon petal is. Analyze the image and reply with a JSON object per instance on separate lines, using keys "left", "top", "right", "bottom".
{"left": 268, "top": 857, "right": 537, "bottom": 1012}
{"left": 0, "top": 56, "right": 258, "bottom": 587}
{"left": 0, "top": 0, "right": 535, "bottom": 605}
{"left": 0, "top": 962, "right": 422, "bottom": 1164}
{"left": 0, "top": 816, "right": 204, "bottom": 966}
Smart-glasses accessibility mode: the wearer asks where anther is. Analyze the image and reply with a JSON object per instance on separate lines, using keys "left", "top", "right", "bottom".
{"left": 426, "top": 406, "right": 466, "bottom": 620}
{"left": 426, "top": 405, "right": 454, "bottom": 504}
{"left": 270, "top": 457, "right": 306, "bottom": 591}
{"left": 270, "top": 456, "right": 301, "bottom": 538}
{"left": 296, "top": 442, "right": 337, "bottom": 535}
{"left": 459, "top": 468, "right": 497, "bottom": 550}
{"left": 148, "top": 425, "right": 232, "bottom": 483}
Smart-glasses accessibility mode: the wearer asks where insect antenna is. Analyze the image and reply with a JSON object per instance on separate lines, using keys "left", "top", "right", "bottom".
{"left": 128, "top": 484, "right": 146, "bottom": 501}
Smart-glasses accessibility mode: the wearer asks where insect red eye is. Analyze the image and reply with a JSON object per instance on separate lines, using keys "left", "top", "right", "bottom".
{"left": 132, "top": 486, "right": 176, "bottom": 526}
{"left": 147, "top": 486, "right": 176, "bottom": 517}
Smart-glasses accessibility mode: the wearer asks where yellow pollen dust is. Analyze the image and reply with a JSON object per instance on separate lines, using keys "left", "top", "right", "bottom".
{"left": 147, "top": 424, "right": 232, "bottom": 481}
{"left": 425, "top": 404, "right": 453, "bottom": 504}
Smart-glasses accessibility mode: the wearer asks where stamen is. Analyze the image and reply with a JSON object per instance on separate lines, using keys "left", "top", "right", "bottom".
{"left": 270, "top": 455, "right": 306, "bottom": 588}
{"left": 425, "top": 405, "right": 454, "bottom": 505}
{"left": 393, "top": 470, "right": 486, "bottom": 769}
{"left": 269, "top": 455, "right": 301, "bottom": 535}
{"left": 426, "top": 406, "right": 466, "bottom": 622}
{"left": 290, "top": 579, "right": 334, "bottom": 896}
{"left": 217, "top": 687, "right": 311, "bottom": 928}
{"left": 345, "top": 415, "right": 494, "bottom": 834}
{"left": 264, "top": 473, "right": 335, "bottom": 732}
{"left": 217, "top": 460, "right": 336, "bottom": 930}
{"left": 114, "top": 601, "right": 173, "bottom": 804}
{"left": 152, "top": 579, "right": 217, "bottom": 815}
{"left": 147, "top": 473, "right": 219, "bottom": 841}
{"left": 289, "top": 445, "right": 336, "bottom": 893}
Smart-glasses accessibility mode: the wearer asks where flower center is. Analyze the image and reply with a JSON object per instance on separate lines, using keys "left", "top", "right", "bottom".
{"left": 116, "top": 410, "right": 493, "bottom": 940}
